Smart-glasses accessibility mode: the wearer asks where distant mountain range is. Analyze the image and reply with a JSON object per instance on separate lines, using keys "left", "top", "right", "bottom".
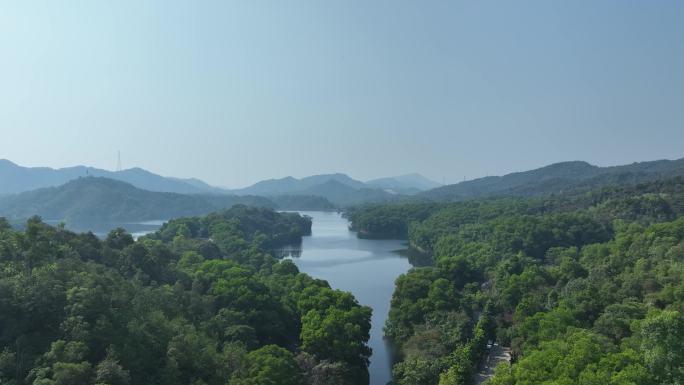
{"left": 0, "top": 159, "right": 440, "bottom": 206}
{"left": 6, "top": 156, "right": 684, "bottom": 224}
{"left": 0, "top": 159, "right": 222, "bottom": 194}
{"left": 421, "top": 157, "right": 684, "bottom": 201}
{"left": 228, "top": 173, "right": 368, "bottom": 195}
{"left": 366, "top": 173, "right": 442, "bottom": 194}
{"left": 226, "top": 173, "right": 424, "bottom": 205}
{"left": 0, "top": 177, "right": 273, "bottom": 225}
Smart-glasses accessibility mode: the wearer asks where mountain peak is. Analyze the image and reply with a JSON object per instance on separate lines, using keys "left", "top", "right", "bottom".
{"left": 540, "top": 160, "right": 596, "bottom": 170}
{"left": 0, "top": 176, "right": 274, "bottom": 224}
{"left": 0, "top": 159, "right": 18, "bottom": 167}
{"left": 421, "top": 157, "right": 684, "bottom": 201}
{"left": 366, "top": 173, "right": 441, "bottom": 192}
{"left": 0, "top": 159, "right": 223, "bottom": 195}
{"left": 67, "top": 176, "right": 137, "bottom": 188}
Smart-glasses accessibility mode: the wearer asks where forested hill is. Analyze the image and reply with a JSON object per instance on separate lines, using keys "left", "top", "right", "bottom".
{"left": 231, "top": 173, "right": 368, "bottom": 195}
{"left": 0, "top": 158, "right": 442, "bottom": 206}
{"left": 0, "top": 159, "right": 225, "bottom": 194}
{"left": 268, "top": 195, "right": 336, "bottom": 211}
{"left": 348, "top": 176, "right": 684, "bottom": 241}
{"left": 367, "top": 173, "right": 442, "bottom": 193}
{"left": 0, "top": 207, "right": 372, "bottom": 385}
{"left": 421, "top": 157, "right": 684, "bottom": 201}
{"left": 230, "top": 175, "right": 406, "bottom": 206}
{"left": 346, "top": 175, "right": 684, "bottom": 385}
{"left": 0, "top": 177, "right": 275, "bottom": 224}
{"left": 299, "top": 180, "right": 400, "bottom": 206}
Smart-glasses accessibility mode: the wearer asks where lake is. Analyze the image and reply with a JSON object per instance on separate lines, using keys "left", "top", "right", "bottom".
{"left": 49, "top": 220, "right": 168, "bottom": 239}
{"left": 280, "top": 211, "right": 411, "bottom": 385}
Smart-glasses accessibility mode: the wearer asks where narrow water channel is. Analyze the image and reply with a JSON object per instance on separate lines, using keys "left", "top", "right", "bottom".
{"left": 282, "top": 211, "right": 411, "bottom": 385}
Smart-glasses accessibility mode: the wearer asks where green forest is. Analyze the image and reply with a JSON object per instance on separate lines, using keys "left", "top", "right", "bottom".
{"left": 4, "top": 175, "right": 684, "bottom": 385}
{"left": 2, "top": 0, "right": 682, "bottom": 383}
{"left": 0, "top": 206, "right": 371, "bottom": 385}
{"left": 348, "top": 177, "right": 684, "bottom": 385}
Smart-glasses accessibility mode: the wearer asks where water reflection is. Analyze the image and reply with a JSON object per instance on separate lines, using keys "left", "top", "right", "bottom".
{"left": 273, "top": 243, "right": 302, "bottom": 259}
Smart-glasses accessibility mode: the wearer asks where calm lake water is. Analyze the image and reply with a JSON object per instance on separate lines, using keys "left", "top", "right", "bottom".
{"left": 280, "top": 211, "right": 411, "bottom": 385}
{"left": 50, "top": 220, "right": 168, "bottom": 239}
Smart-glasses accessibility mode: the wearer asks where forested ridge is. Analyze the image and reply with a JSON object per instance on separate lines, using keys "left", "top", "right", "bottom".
{"left": 0, "top": 177, "right": 337, "bottom": 226}
{"left": 420, "top": 157, "right": 684, "bottom": 202}
{"left": 348, "top": 176, "right": 684, "bottom": 385}
{"left": 0, "top": 205, "right": 371, "bottom": 385}
{"left": 5, "top": 173, "right": 684, "bottom": 385}
{"left": 0, "top": 177, "right": 276, "bottom": 224}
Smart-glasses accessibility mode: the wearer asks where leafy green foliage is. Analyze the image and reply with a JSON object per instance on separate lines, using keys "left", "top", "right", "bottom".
{"left": 0, "top": 206, "right": 370, "bottom": 385}
{"left": 230, "top": 345, "right": 302, "bottom": 385}
{"left": 420, "top": 159, "right": 684, "bottom": 202}
{"left": 352, "top": 177, "right": 684, "bottom": 385}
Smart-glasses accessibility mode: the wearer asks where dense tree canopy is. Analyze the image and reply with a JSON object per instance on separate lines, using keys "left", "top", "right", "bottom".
{"left": 347, "top": 177, "right": 684, "bottom": 385}
{"left": 6, "top": 174, "right": 684, "bottom": 385}
{"left": 0, "top": 206, "right": 371, "bottom": 385}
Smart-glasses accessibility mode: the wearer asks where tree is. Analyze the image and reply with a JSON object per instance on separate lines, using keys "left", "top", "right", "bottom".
{"left": 640, "top": 310, "right": 684, "bottom": 385}
{"left": 230, "top": 345, "right": 301, "bottom": 385}
{"left": 28, "top": 341, "right": 93, "bottom": 385}
{"left": 393, "top": 357, "right": 443, "bottom": 385}
{"left": 95, "top": 349, "right": 130, "bottom": 385}
{"left": 300, "top": 307, "right": 371, "bottom": 365}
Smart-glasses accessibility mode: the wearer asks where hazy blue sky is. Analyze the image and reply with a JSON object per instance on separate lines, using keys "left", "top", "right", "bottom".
{"left": 1, "top": 1, "right": 683, "bottom": 187}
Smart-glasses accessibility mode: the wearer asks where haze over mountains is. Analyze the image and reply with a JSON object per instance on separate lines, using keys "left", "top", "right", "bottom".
{"left": 0, "top": 159, "right": 439, "bottom": 198}
{"left": 0, "top": 177, "right": 274, "bottom": 225}
{"left": 225, "top": 173, "right": 430, "bottom": 205}
{"left": 0, "top": 159, "right": 439, "bottom": 225}
{"left": 2, "top": 157, "right": 684, "bottom": 230}
{"left": 422, "top": 157, "right": 684, "bottom": 201}
{"left": 367, "top": 173, "right": 442, "bottom": 194}
{"left": 0, "top": 159, "right": 219, "bottom": 195}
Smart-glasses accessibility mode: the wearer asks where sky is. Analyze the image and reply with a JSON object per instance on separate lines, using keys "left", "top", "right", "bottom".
{"left": 1, "top": 1, "right": 683, "bottom": 188}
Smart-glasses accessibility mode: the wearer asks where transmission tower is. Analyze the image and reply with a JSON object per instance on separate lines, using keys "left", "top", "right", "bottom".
{"left": 116, "top": 151, "right": 122, "bottom": 172}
